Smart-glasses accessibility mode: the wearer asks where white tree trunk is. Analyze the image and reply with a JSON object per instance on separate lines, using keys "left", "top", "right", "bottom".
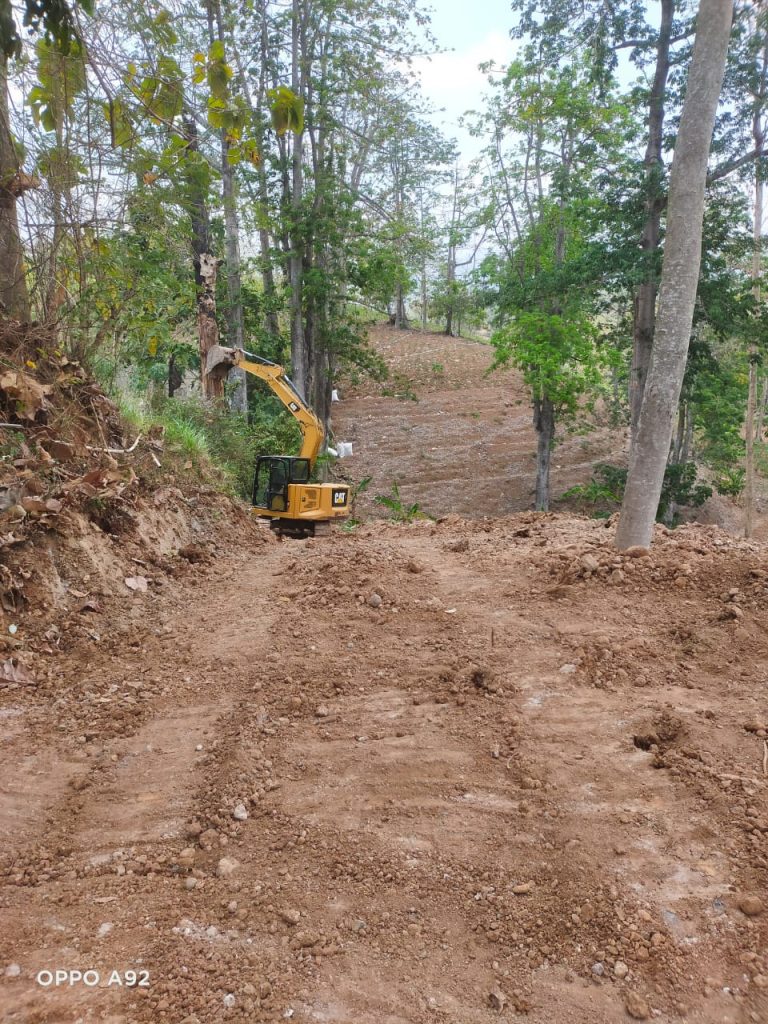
{"left": 615, "top": 0, "right": 733, "bottom": 550}
{"left": 744, "top": 21, "right": 766, "bottom": 538}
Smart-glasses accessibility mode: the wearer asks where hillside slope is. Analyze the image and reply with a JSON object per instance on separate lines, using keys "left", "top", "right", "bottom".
{"left": 333, "top": 325, "right": 622, "bottom": 519}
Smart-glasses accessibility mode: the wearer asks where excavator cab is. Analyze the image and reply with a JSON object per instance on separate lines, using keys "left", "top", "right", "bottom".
{"left": 252, "top": 455, "right": 349, "bottom": 535}
{"left": 253, "top": 456, "right": 311, "bottom": 512}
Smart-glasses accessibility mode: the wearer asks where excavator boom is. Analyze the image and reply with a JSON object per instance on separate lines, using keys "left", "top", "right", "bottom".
{"left": 206, "top": 345, "right": 324, "bottom": 465}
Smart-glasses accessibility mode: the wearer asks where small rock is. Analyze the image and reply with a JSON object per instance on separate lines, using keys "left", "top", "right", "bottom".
{"left": 614, "top": 961, "right": 629, "bottom": 979}
{"left": 753, "top": 974, "right": 768, "bottom": 989}
{"left": 178, "top": 847, "right": 196, "bottom": 868}
{"left": 488, "top": 987, "right": 507, "bottom": 1011}
{"left": 124, "top": 575, "right": 149, "bottom": 592}
{"left": 581, "top": 554, "right": 600, "bottom": 572}
{"left": 4, "top": 964, "right": 21, "bottom": 978}
{"left": 737, "top": 895, "right": 765, "bottom": 917}
{"left": 216, "top": 857, "right": 240, "bottom": 878}
{"left": 406, "top": 560, "right": 424, "bottom": 574}
{"left": 559, "top": 663, "right": 577, "bottom": 674}
{"left": 280, "top": 908, "right": 301, "bottom": 926}
{"left": 591, "top": 962, "right": 605, "bottom": 977}
{"left": 195, "top": 743, "right": 203, "bottom": 751}
{"left": 315, "top": 704, "right": 330, "bottom": 718}
{"left": 446, "top": 538, "right": 469, "bottom": 553}
{"left": 223, "top": 993, "right": 236, "bottom": 1009}
{"left": 367, "top": 592, "right": 383, "bottom": 608}
{"left": 96, "top": 922, "right": 113, "bottom": 938}
{"left": 624, "top": 991, "right": 650, "bottom": 1020}
{"left": 623, "top": 546, "right": 649, "bottom": 559}
{"left": 744, "top": 720, "right": 767, "bottom": 734}
{"left": 512, "top": 882, "right": 534, "bottom": 895}
{"left": 232, "top": 802, "right": 248, "bottom": 821}
{"left": 199, "top": 828, "right": 219, "bottom": 849}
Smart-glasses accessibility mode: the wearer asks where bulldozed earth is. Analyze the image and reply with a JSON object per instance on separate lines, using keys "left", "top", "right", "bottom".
{"left": 1, "top": 326, "right": 768, "bottom": 1024}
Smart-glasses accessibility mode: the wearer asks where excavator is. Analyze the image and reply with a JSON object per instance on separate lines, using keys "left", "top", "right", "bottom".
{"left": 206, "top": 345, "right": 350, "bottom": 536}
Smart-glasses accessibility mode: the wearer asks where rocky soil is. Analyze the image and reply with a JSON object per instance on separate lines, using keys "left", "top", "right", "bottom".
{"left": 1, "top": 325, "right": 767, "bottom": 1024}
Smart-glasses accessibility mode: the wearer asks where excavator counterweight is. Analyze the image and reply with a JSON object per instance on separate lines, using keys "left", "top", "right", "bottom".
{"left": 206, "top": 345, "right": 349, "bottom": 536}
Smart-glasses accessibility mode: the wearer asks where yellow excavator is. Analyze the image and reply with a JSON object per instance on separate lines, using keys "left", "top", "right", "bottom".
{"left": 206, "top": 345, "right": 350, "bottom": 536}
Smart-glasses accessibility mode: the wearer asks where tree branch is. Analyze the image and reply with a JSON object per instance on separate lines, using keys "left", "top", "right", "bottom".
{"left": 706, "top": 147, "right": 764, "bottom": 185}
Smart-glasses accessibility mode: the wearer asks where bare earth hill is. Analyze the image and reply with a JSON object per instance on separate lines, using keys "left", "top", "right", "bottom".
{"left": 1, "top": 325, "right": 767, "bottom": 1024}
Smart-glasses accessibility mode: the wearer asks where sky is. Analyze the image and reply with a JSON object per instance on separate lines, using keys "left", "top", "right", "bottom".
{"left": 413, "top": 0, "right": 518, "bottom": 162}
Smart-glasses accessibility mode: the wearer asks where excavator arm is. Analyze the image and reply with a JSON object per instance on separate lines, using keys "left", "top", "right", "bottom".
{"left": 206, "top": 345, "right": 324, "bottom": 465}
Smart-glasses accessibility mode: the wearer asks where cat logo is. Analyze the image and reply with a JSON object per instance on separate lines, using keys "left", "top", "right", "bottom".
{"left": 332, "top": 490, "right": 348, "bottom": 506}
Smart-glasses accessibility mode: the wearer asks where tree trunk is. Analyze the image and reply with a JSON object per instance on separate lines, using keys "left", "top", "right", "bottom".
{"left": 209, "top": 0, "right": 247, "bottom": 414}
{"left": 629, "top": 0, "right": 674, "bottom": 440}
{"left": 745, "top": 162, "right": 762, "bottom": 538}
{"left": 185, "top": 114, "right": 224, "bottom": 401}
{"left": 394, "top": 284, "right": 407, "bottom": 329}
{"left": 230, "top": 4, "right": 282, "bottom": 347}
{"left": 615, "top": 0, "right": 733, "bottom": 550}
{"left": 744, "top": 25, "right": 766, "bottom": 539}
{"left": 289, "top": 0, "right": 308, "bottom": 398}
{"left": 0, "top": 52, "right": 30, "bottom": 321}
{"left": 533, "top": 394, "right": 555, "bottom": 511}
{"left": 444, "top": 248, "right": 455, "bottom": 336}
{"left": 168, "top": 352, "right": 183, "bottom": 397}
{"left": 755, "top": 377, "right": 768, "bottom": 441}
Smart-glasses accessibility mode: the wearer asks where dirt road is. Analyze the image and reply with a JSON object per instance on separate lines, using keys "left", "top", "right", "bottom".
{"left": 2, "top": 326, "right": 768, "bottom": 1024}
{"left": 2, "top": 510, "right": 768, "bottom": 1024}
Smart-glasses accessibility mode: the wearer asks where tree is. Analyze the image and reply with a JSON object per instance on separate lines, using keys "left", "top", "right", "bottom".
{"left": 477, "top": 54, "right": 629, "bottom": 510}
{"left": 0, "top": 49, "right": 31, "bottom": 319}
{"left": 615, "top": 0, "right": 734, "bottom": 550}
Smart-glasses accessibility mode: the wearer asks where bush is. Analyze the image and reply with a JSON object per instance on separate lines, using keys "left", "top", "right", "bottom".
{"left": 561, "top": 461, "right": 712, "bottom": 525}
{"left": 118, "top": 393, "right": 300, "bottom": 499}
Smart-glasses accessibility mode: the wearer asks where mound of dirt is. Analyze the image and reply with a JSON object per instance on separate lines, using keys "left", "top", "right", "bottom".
{"left": 0, "top": 319, "right": 266, "bottom": 692}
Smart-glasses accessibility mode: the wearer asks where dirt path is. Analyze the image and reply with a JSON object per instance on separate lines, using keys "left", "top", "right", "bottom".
{"left": 2, "top": 324, "right": 768, "bottom": 1023}
{"left": 2, "top": 513, "right": 768, "bottom": 1024}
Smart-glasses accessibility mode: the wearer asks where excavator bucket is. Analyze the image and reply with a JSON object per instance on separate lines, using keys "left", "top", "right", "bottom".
{"left": 206, "top": 345, "right": 237, "bottom": 378}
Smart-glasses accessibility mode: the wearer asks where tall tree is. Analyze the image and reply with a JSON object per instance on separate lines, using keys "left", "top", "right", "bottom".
{"left": 0, "top": 50, "right": 31, "bottom": 319}
{"left": 629, "top": 0, "right": 674, "bottom": 436}
{"left": 615, "top": 0, "right": 734, "bottom": 549}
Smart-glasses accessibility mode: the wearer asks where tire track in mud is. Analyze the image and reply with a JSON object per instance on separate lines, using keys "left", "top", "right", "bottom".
{"left": 0, "top": 546, "right": 284, "bottom": 1024}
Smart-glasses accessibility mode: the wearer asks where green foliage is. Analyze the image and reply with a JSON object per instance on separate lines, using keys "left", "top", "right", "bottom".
{"left": 685, "top": 338, "right": 747, "bottom": 485}
{"left": 28, "top": 36, "right": 86, "bottom": 131}
{"left": 562, "top": 461, "right": 712, "bottom": 525}
{"left": 2, "top": 0, "right": 94, "bottom": 59}
{"left": 381, "top": 372, "right": 417, "bottom": 401}
{"left": 714, "top": 466, "right": 745, "bottom": 497}
{"left": 268, "top": 86, "right": 305, "bottom": 136}
{"left": 120, "top": 392, "right": 300, "bottom": 500}
{"left": 374, "top": 481, "right": 431, "bottom": 522}
{"left": 492, "top": 310, "right": 609, "bottom": 417}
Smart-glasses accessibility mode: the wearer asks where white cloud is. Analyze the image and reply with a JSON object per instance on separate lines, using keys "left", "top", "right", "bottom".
{"left": 414, "top": 30, "right": 515, "bottom": 151}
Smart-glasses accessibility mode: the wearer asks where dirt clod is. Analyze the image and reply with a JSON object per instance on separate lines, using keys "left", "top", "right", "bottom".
{"left": 736, "top": 895, "right": 765, "bottom": 917}
{"left": 624, "top": 991, "right": 650, "bottom": 1020}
